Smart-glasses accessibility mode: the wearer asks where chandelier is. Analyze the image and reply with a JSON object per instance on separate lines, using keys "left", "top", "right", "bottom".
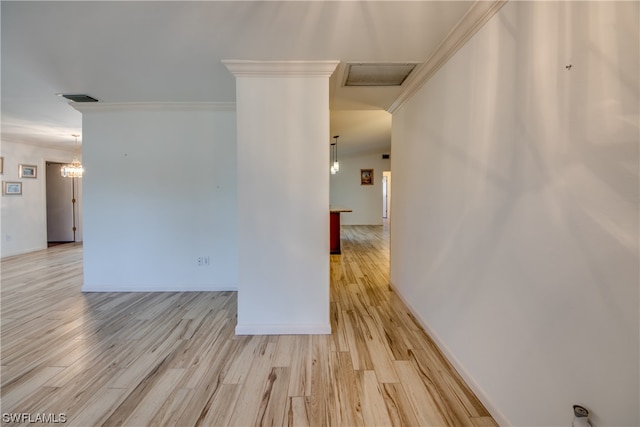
{"left": 61, "top": 134, "right": 84, "bottom": 178}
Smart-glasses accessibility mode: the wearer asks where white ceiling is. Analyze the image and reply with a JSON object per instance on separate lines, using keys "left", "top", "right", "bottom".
{"left": 1, "top": 1, "right": 474, "bottom": 154}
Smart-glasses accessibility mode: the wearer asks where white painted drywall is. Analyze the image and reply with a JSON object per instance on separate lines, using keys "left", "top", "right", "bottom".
{"left": 391, "top": 2, "right": 639, "bottom": 426}
{"left": 330, "top": 151, "right": 390, "bottom": 225}
{"left": 227, "top": 61, "right": 336, "bottom": 335}
{"left": 79, "top": 105, "right": 238, "bottom": 291}
{"left": 1, "top": 141, "right": 81, "bottom": 258}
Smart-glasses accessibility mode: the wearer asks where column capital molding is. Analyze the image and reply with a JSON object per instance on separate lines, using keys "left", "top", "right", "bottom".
{"left": 222, "top": 60, "right": 339, "bottom": 78}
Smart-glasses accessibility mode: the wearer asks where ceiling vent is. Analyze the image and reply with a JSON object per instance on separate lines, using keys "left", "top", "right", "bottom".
{"left": 344, "top": 63, "right": 418, "bottom": 87}
{"left": 60, "top": 94, "right": 99, "bottom": 102}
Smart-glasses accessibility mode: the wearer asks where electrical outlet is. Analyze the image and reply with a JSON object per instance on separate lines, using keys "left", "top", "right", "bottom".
{"left": 197, "top": 256, "right": 210, "bottom": 266}
{"left": 203, "top": 256, "right": 210, "bottom": 266}
{"left": 197, "top": 257, "right": 203, "bottom": 266}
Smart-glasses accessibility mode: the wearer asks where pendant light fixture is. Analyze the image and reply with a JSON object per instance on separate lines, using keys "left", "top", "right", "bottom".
{"left": 332, "top": 135, "right": 340, "bottom": 172}
{"left": 61, "top": 134, "right": 84, "bottom": 178}
{"left": 330, "top": 135, "right": 340, "bottom": 175}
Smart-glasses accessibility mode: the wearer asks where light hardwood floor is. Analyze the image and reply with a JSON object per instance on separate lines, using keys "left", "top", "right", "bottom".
{"left": 1, "top": 225, "right": 497, "bottom": 427}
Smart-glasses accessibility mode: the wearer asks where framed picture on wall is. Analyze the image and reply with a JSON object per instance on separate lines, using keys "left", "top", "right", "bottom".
{"left": 19, "top": 164, "right": 37, "bottom": 179}
{"left": 0, "top": 157, "right": 3, "bottom": 174}
{"left": 3, "top": 181, "right": 22, "bottom": 196}
{"left": 360, "top": 169, "right": 374, "bottom": 185}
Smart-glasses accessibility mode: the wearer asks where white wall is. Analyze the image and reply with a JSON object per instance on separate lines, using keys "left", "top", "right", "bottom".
{"left": 330, "top": 151, "right": 390, "bottom": 225}
{"left": 391, "top": 2, "right": 638, "bottom": 427}
{"left": 79, "top": 104, "right": 238, "bottom": 291}
{"left": 227, "top": 61, "right": 336, "bottom": 335}
{"left": 1, "top": 141, "right": 80, "bottom": 258}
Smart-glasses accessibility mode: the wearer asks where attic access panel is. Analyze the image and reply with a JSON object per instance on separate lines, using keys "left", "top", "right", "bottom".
{"left": 344, "top": 63, "right": 418, "bottom": 87}
{"left": 60, "top": 94, "right": 99, "bottom": 102}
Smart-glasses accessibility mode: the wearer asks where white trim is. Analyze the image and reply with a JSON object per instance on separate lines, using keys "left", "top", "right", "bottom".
{"left": 222, "top": 60, "right": 339, "bottom": 78}
{"left": 235, "top": 323, "right": 331, "bottom": 335}
{"left": 388, "top": 0, "right": 507, "bottom": 114}
{"left": 389, "top": 280, "right": 512, "bottom": 427}
{"left": 70, "top": 102, "right": 236, "bottom": 113}
{"left": 81, "top": 284, "right": 238, "bottom": 292}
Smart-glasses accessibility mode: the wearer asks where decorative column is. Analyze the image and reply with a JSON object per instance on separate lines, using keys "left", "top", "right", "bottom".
{"left": 224, "top": 60, "right": 339, "bottom": 335}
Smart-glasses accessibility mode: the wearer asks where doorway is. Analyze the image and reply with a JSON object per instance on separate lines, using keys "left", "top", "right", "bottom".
{"left": 46, "top": 162, "right": 75, "bottom": 245}
{"left": 382, "top": 171, "right": 391, "bottom": 220}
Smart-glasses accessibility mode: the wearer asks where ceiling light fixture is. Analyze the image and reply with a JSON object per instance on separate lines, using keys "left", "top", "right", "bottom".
{"left": 61, "top": 134, "right": 84, "bottom": 178}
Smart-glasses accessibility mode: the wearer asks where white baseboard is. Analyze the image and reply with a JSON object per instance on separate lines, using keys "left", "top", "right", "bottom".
{"left": 235, "top": 323, "right": 331, "bottom": 335}
{"left": 389, "top": 280, "right": 512, "bottom": 427}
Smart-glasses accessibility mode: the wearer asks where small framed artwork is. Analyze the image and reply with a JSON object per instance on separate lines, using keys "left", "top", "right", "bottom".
{"left": 3, "top": 181, "right": 22, "bottom": 196}
{"left": 0, "top": 157, "right": 3, "bottom": 174}
{"left": 19, "top": 164, "right": 37, "bottom": 179}
{"left": 360, "top": 169, "right": 374, "bottom": 185}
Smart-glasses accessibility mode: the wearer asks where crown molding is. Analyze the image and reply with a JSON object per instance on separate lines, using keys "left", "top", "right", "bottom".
{"left": 388, "top": 0, "right": 508, "bottom": 114}
{"left": 70, "top": 102, "right": 236, "bottom": 113}
{"left": 222, "top": 60, "right": 340, "bottom": 78}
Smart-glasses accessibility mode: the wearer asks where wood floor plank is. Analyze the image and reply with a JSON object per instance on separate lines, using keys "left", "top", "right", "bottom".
{"left": 171, "top": 337, "right": 240, "bottom": 425}
{"left": 343, "top": 308, "right": 375, "bottom": 371}
{"left": 148, "top": 388, "right": 195, "bottom": 427}
{"left": 226, "top": 342, "right": 277, "bottom": 426}
{"left": 330, "top": 351, "right": 364, "bottom": 426}
{"left": 2, "top": 385, "right": 63, "bottom": 425}
{"left": 330, "top": 301, "right": 350, "bottom": 352}
{"left": 357, "top": 370, "right": 393, "bottom": 427}
{"left": 66, "top": 387, "right": 131, "bottom": 427}
{"left": 273, "top": 334, "right": 296, "bottom": 368}
{"left": 1, "top": 225, "right": 497, "bottom": 427}
{"left": 255, "top": 367, "right": 291, "bottom": 427}
{"left": 192, "top": 384, "right": 242, "bottom": 427}
{"left": 371, "top": 305, "right": 411, "bottom": 361}
{"left": 119, "top": 368, "right": 186, "bottom": 427}
{"left": 222, "top": 335, "right": 268, "bottom": 385}
{"left": 305, "top": 334, "right": 331, "bottom": 426}
{"left": 100, "top": 341, "right": 188, "bottom": 426}
{"left": 381, "top": 382, "right": 421, "bottom": 427}
{"left": 393, "top": 359, "right": 450, "bottom": 426}
{"left": 0, "top": 366, "right": 65, "bottom": 411}
{"left": 360, "top": 314, "right": 399, "bottom": 383}
{"left": 286, "top": 335, "right": 313, "bottom": 398}
{"left": 287, "top": 396, "right": 310, "bottom": 427}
